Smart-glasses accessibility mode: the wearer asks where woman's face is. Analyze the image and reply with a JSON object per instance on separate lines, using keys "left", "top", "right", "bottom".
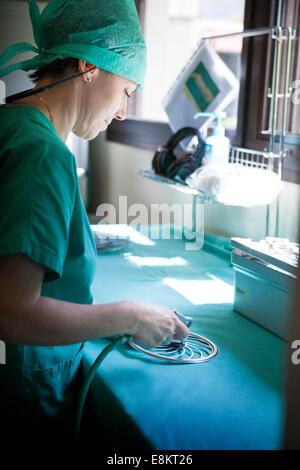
{"left": 73, "top": 69, "right": 138, "bottom": 140}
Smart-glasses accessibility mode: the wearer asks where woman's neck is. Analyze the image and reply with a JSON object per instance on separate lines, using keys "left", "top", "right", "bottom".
{"left": 5, "top": 77, "right": 79, "bottom": 142}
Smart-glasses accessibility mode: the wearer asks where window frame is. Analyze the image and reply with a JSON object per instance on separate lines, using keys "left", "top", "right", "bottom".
{"left": 107, "top": 0, "right": 300, "bottom": 183}
{"left": 235, "top": 0, "right": 300, "bottom": 183}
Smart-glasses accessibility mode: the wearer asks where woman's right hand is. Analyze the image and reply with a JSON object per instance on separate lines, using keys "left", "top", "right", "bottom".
{"left": 123, "top": 300, "right": 190, "bottom": 349}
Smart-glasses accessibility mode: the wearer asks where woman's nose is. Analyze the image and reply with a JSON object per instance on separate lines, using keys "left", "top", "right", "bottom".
{"left": 114, "top": 97, "right": 127, "bottom": 121}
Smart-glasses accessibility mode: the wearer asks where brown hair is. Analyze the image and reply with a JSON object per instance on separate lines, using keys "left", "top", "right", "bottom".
{"left": 28, "top": 57, "right": 79, "bottom": 84}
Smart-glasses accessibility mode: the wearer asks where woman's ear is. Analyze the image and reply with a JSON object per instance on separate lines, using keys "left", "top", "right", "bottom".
{"left": 78, "top": 60, "right": 96, "bottom": 73}
{"left": 78, "top": 60, "right": 97, "bottom": 82}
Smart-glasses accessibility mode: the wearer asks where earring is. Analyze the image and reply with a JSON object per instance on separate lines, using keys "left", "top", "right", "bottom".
{"left": 87, "top": 77, "right": 92, "bottom": 83}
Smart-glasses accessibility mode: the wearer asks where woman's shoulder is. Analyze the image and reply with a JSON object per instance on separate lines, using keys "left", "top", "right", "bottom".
{"left": 0, "top": 105, "right": 75, "bottom": 168}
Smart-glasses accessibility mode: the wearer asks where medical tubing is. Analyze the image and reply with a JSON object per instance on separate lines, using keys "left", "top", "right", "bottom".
{"left": 74, "top": 335, "right": 125, "bottom": 444}
{"left": 5, "top": 67, "right": 96, "bottom": 103}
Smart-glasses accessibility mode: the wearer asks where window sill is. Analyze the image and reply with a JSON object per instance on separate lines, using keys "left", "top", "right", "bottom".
{"left": 106, "top": 117, "right": 238, "bottom": 151}
{"left": 106, "top": 117, "right": 173, "bottom": 151}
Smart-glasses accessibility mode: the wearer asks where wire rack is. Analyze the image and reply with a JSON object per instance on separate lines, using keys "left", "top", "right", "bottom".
{"left": 140, "top": 145, "right": 280, "bottom": 202}
{"left": 141, "top": 140, "right": 283, "bottom": 198}
{"left": 229, "top": 146, "right": 279, "bottom": 173}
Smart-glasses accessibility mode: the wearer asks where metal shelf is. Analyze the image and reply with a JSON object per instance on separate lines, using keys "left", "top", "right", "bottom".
{"left": 139, "top": 169, "right": 215, "bottom": 202}
{"left": 139, "top": 143, "right": 280, "bottom": 205}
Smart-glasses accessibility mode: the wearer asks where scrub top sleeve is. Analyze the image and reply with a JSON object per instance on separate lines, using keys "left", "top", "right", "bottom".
{"left": 0, "top": 138, "right": 76, "bottom": 282}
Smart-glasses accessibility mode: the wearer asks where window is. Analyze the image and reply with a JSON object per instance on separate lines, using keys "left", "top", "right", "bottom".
{"left": 136, "top": 0, "right": 245, "bottom": 128}
{"left": 238, "top": 0, "right": 300, "bottom": 182}
{"left": 107, "top": 0, "right": 300, "bottom": 183}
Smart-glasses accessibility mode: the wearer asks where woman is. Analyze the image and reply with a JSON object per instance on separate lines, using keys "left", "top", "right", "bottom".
{"left": 0, "top": 0, "right": 188, "bottom": 448}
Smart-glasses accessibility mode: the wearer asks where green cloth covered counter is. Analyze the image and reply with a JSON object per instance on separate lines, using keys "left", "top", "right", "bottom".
{"left": 82, "top": 225, "right": 285, "bottom": 450}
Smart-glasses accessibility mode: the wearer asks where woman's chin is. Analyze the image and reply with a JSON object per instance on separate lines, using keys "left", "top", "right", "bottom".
{"left": 73, "top": 125, "right": 104, "bottom": 141}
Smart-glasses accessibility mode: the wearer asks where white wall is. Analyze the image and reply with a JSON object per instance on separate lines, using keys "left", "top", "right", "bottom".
{"left": 89, "top": 135, "right": 300, "bottom": 242}
{"left": 0, "top": 1, "right": 48, "bottom": 96}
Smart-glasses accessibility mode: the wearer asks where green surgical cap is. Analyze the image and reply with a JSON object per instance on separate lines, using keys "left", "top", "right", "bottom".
{"left": 0, "top": 0, "right": 147, "bottom": 88}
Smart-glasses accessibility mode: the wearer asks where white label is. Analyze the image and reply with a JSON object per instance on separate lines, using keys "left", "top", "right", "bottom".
{"left": 0, "top": 80, "right": 6, "bottom": 104}
{"left": 0, "top": 340, "right": 6, "bottom": 365}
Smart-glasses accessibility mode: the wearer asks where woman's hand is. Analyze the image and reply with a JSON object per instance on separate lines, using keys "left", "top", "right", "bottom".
{"left": 123, "top": 300, "right": 190, "bottom": 349}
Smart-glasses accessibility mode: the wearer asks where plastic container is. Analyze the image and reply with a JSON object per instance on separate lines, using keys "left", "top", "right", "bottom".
{"left": 194, "top": 112, "right": 230, "bottom": 166}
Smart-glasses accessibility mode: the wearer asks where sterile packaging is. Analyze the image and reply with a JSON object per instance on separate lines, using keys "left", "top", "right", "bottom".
{"left": 185, "top": 163, "right": 283, "bottom": 206}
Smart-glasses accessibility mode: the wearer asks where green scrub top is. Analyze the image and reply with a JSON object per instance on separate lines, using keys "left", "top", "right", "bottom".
{"left": 0, "top": 105, "right": 97, "bottom": 448}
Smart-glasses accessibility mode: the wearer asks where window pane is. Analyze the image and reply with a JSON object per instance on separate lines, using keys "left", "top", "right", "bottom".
{"left": 135, "top": 0, "right": 245, "bottom": 131}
